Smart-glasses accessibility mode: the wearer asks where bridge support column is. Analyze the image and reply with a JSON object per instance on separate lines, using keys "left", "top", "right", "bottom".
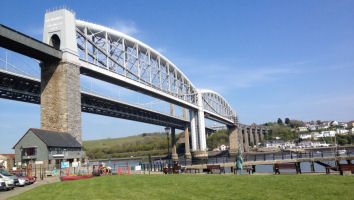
{"left": 243, "top": 127, "right": 249, "bottom": 152}
{"left": 260, "top": 127, "right": 264, "bottom": 142}
{"left": 255, "top": 128, "right": 260, "bottom": 147}
{"left": 184, "top": 108, "right": 192, "bottom": 159}
{"left": 228, "top": 125, "right": 239, "bottom": 156}
{"left": 249, "top": 128, "right": 255, "bottom": 148}
{"left": 238, "top": 127, "right": 244, "bottom": 153}
{"left": 41, "top": 9, "right": 82, "bottom": 143}
{"left": 40, "top": 61, "right": 82, "bottom": 143}
{"left": 190, "top": 110, "right": 198, "bottom": 152}
{"left": 192, "top": 108, "right": 208, "bottom": 159}
{"left": 171, "top": 128, "right": 178, "bottom": 161}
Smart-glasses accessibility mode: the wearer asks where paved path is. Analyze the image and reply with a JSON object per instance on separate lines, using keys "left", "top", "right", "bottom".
{"left": 0, "top": 177, "right": 60, "bottom": 200}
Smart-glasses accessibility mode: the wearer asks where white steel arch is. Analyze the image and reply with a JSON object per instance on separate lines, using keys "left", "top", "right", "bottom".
{"left": 74, "top": 19, "right": 236, "bottom": 125}
{"left": 199, "top": 89, "right": 237, "bottom": 123}
{"left": 75, "top": 20, "right": 197, "bottom": 104}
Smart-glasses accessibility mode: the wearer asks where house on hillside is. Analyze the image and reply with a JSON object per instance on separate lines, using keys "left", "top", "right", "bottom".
{"left": 321, "top": 130, "right": 336, "bottom": 137}
{"left": 336, "top": 129, "right": 349, "bottom": 135}
{"left": 347, "top": 121, "right": 354, "bottom": 129}
{"left": 297, "top": 127, "right": 308, "bottom": 132}
{"left": 13, "top": 128, "right": 86, "bottom": 168}
{"left": 299, "top": 134, "right": 312, "bottom": 140}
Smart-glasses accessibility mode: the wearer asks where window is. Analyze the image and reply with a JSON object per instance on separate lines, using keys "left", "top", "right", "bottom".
{"left": 22, "top": 148, "right": 36, "bottom": 156}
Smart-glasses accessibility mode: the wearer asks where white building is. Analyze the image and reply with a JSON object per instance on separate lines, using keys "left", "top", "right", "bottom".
{"left": 219, "top": 144, "right": 227, "bottom": 151}
{"left": 309, "top": 125, "right": 318, "bottom": 131}
{"left": 264, "top": 140, "right": 285, "bottom": 148}
{"left": 298, "top": 141, "right": 329, "bottom": 148}
{"left": 284, "top": 142, "right": 296, "bottom": 149}
{"left": 319, "top": 125, "right": 329, "bottom": 130}
{"left": 336, "top": 129, "right": 349, "bottom": 135}
{"left": 339, "top": 122, "right": 348, "bottom": 128}
{"left": 321, "top": 130, "right": 336, "bottom": 137}
{"left": 299, "top": 134, "right": 312, "bottom": 140}
{"left": 297, "top": 127, "right": 308, "bottom": 132}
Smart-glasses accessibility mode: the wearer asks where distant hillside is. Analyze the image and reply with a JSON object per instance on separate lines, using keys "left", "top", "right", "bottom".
{"left": 83, "top": 130, "right": 229, "bottom": 159}
{"left": 83, "top": 132, "right": 173, "bottom": 159}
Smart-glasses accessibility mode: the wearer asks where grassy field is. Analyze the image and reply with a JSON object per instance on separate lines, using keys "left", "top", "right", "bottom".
{"left": 9, "top": 175, "right": 354, "bottom": 200}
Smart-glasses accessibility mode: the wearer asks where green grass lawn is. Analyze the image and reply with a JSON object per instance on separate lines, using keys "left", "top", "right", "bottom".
{"left": 9, "top": 175, "right": 354, "bottom": 200}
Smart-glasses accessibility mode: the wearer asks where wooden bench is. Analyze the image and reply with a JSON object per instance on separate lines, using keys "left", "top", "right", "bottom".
{"left": 274, "top": 163, "right": 300, "bottom": 174}
{"left": 339, "top": 164, "right": 354, "bottom": 175}
{"left": 206, "top": 165, "right": 224, "bottom": 174}
{"left": 243, "top": 167, "right": 254, "bottom": 174}
{"left": 233, "top": 166, "right": 254, "bottom": 174}
{"left": 163, "top": 166, "right": 181, "bottom": 174}
{"left": 172, "top": 165, "right": 181, "bottom": 174}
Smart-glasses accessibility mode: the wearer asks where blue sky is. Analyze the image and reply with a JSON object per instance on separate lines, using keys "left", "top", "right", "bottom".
{"left": 1, "top": 0, "right": 354, "bottom": 153}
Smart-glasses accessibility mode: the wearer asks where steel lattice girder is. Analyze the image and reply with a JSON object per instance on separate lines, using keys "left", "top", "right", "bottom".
{"left": 75, "top": 20, "right": 237, "bottom": 124}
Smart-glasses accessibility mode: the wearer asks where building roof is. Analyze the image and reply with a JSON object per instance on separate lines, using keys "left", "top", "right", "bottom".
{"left": 13, "top": 128, "right": 82, "bottom": 149}
{"left": 0, "top": 154, "right": 15, "bottom": 159}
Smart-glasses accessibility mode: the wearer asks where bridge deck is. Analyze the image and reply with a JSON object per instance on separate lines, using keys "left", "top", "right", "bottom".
{"left": 0, "top": 69, "right": 188, "bottom": 129}
{"left": 0, "top": 24, "right": 62, "bottom": 62}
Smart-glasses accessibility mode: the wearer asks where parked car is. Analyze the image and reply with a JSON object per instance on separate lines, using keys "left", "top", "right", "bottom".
{"left": 16, "top": 177, "right": 28, "bottom": 186}
{"left": 0, "top": 169, "right": 19, "bottom": 188}
{"left": 0, "top": 178, "right": 6, "bottom": 190}
{"left": 0, "top": 174, "right": 14, "bottom": 190}
{"left": 13, "top": 173, "right": 36, "bottom": 184}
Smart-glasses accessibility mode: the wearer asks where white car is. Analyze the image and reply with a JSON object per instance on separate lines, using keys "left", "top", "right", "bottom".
{"left": 0, "top": 174, "right": 14, "bottom": 190}
{"left": 16, "top": 177, "right": 28, "bottom": 186}
{"left": 0, "top": 178, "right": 6, "bottom": 190}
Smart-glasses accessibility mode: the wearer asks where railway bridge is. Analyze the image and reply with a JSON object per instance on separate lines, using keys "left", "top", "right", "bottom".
{"left": 0, "top": 8, "right": 268, "bottom": 160}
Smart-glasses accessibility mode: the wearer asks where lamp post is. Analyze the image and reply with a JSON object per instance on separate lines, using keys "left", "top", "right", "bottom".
{"left": 165, "top": 127, "right": 170, "bottom": 159}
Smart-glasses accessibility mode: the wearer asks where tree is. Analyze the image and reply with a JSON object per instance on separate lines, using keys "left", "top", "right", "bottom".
{"left": 285, "top": 118, "right": 290, "bottom": 125}
{"left": 289, "top": 120, "right": 303, "bottom": 128}
{"left": 277, "top": 118, "right": 283, "bottom": 125}
{"left": 316, "top": 120, "right": 322, "bottom": 125}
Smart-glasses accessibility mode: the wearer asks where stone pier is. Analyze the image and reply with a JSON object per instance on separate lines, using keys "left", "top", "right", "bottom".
{"left": 171, "top": 127, "right": 178, "bottom": 161}
{"left": 254, "top": 128, "right": 260, "bottom": 147}
{"left": 228, "top": 125, "right": 239, "bottom": 155}
{"left": 260, "top": 127, "right": 264, "bottom": 141}
{"left": 238, "top": 127, "right": 244, "bottom": 152}
{"left": 243, "top": 127, "right": 249, "bottom": 152}
{"left": 249, "top": 127, "right": 255, "bottom": 148}
{"left": 183, "top": 108, "right": 192, "bottom": 159}
{"left": 40, "top": 61, "right": 82, "bottom": 143}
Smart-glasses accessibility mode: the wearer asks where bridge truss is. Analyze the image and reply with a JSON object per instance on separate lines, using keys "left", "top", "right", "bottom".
{"left": 74, "top": 20, "right": 236, "bottom": 125}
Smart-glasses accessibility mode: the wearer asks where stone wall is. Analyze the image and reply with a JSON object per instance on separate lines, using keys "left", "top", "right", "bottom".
{"left": 40, "top": 61, "right": 82, "bottom": 143}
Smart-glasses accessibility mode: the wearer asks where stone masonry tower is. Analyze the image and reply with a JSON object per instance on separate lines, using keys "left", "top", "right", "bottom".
{"left": 40, "top": 9, "right": 82, "bottom": 143}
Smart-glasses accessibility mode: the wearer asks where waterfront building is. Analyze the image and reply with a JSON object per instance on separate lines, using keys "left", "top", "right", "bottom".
{"left": 13, "top": 128, "right": 86, "bottom": 168}
{"left": 264, "top": 140, "right": 285, "bottom": 148}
